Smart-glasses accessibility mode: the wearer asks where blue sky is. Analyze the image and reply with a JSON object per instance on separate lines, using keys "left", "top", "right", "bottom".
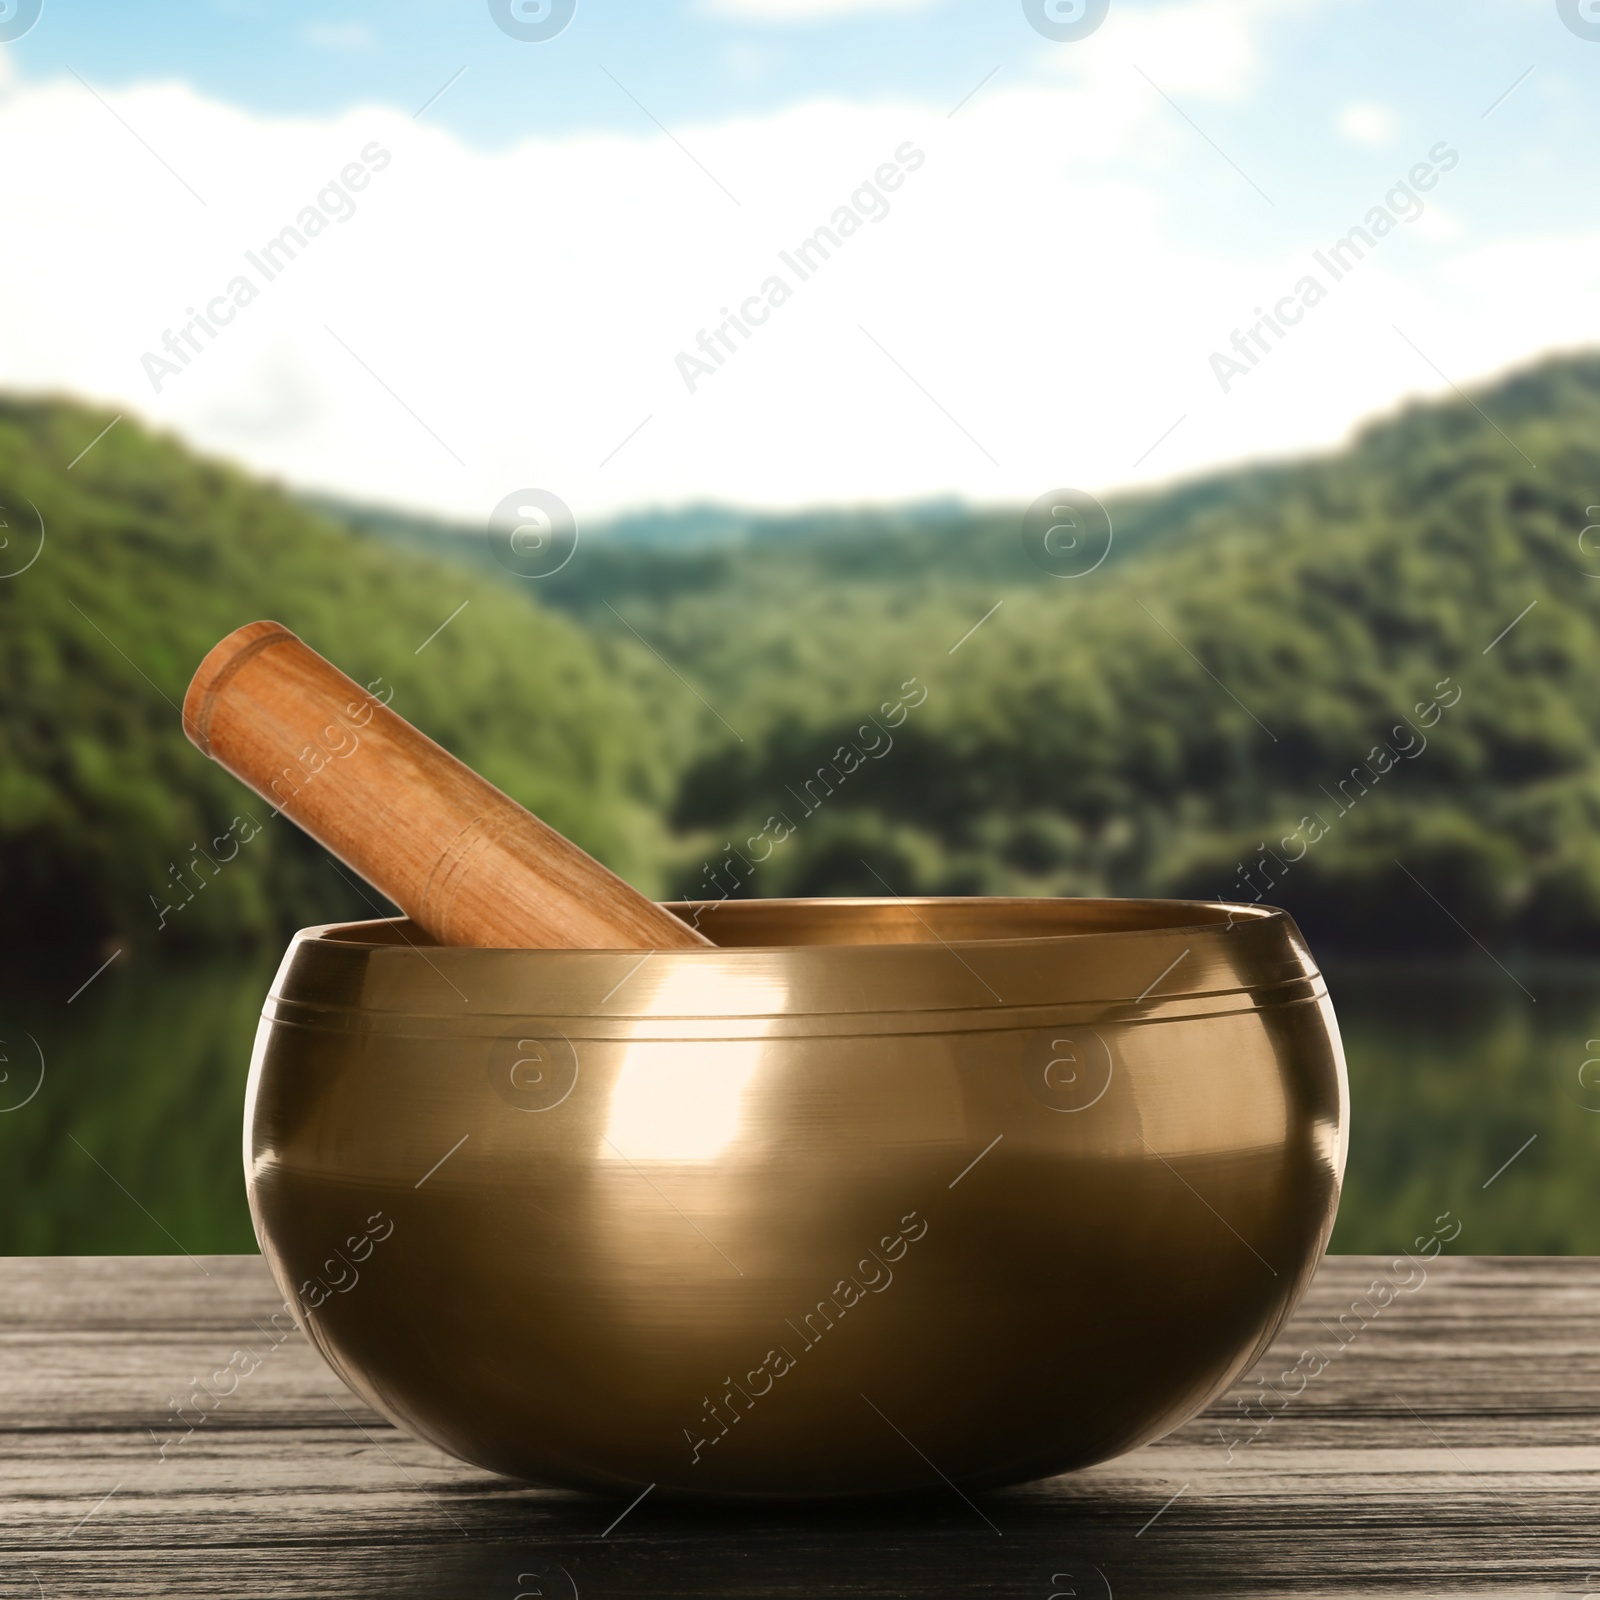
{"left": 19, "top": 0, "right": 1027, "bottom": 141}
{"left": 13, "top": 0, "right": 1594, "bottom": 187}
{"left": 2, "top": 0, "right": 1599, "bottom": 515}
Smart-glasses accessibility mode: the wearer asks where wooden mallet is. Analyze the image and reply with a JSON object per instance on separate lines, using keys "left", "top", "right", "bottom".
{"left": 183, "top": 620, "right": 711, "bottom": 950}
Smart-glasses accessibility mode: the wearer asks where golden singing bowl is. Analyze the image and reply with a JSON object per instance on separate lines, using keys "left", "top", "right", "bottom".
{"left": 245, "top": 897, "right": 1347, "bottom": 1498}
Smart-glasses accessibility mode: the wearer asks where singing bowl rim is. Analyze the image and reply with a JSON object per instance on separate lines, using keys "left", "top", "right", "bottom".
{"left": 270, "top": 896, "right": 1317, "bottom": 1028}
{"left": 309, "top": 893, "right": 1280, "bottom": 950}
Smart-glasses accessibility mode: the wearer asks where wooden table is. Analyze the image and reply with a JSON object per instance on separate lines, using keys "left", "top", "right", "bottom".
{"left": 2, "top": 1255, "right": 1594, "bottom": 1597}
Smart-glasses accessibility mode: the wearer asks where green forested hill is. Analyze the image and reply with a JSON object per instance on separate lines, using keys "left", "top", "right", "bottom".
{"left": 535, "top": 352, "right": 1600, "bottom": 951}
{"left": 6, "top": 354, "right": 1600, "bottom": 953}
{"left": 618, "top": 354, "right": 1600, "bottom": 951}
{"left": 0, "top": 398, "right": 678, "bottom": 949}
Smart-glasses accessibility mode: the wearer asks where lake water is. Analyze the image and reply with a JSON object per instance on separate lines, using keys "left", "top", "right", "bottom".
{"left": 1, "top": 948, "right": 1594, "bottom": 1256}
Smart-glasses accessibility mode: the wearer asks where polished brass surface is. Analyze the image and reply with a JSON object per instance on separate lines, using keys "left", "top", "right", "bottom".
{"left": 245, "top": 897, "right": 1347, "bottom": 1498}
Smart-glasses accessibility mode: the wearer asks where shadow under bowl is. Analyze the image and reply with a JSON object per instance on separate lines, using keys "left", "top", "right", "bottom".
{"left": 245, "top": 895, "right": 1347, "bottom": 1498}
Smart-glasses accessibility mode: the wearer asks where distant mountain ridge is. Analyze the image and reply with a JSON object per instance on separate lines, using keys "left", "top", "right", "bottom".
{"left": 305, "top": 463, "right": 1293, "bottom": 572}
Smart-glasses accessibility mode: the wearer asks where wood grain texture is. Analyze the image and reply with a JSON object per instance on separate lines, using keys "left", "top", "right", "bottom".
{"left": 1, "top": 1255, "right": 1596, "bottom": 1596}
{"left": 183, "top": 622, "right": 710, "bottom": 951}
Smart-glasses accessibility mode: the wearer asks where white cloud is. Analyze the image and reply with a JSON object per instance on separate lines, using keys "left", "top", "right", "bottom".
{"left": 0, "top": 5, "right": 1592, "bottom": 527}
{"left": 700, "top": 0, "right": 934, "bottom": 18}
{"left": 1336, "top": 101, "right": 1398, "bottom": 149}
{"left": 1411, "top": 204, "right": 1463, "bottom": 244}
{"left": 1039, "top": 0, "right": 1299, "bottom": 104}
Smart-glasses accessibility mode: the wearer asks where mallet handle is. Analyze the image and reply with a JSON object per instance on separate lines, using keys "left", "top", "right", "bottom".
{"left": 183, "top": 621, "right": 710, "bottom": 950}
